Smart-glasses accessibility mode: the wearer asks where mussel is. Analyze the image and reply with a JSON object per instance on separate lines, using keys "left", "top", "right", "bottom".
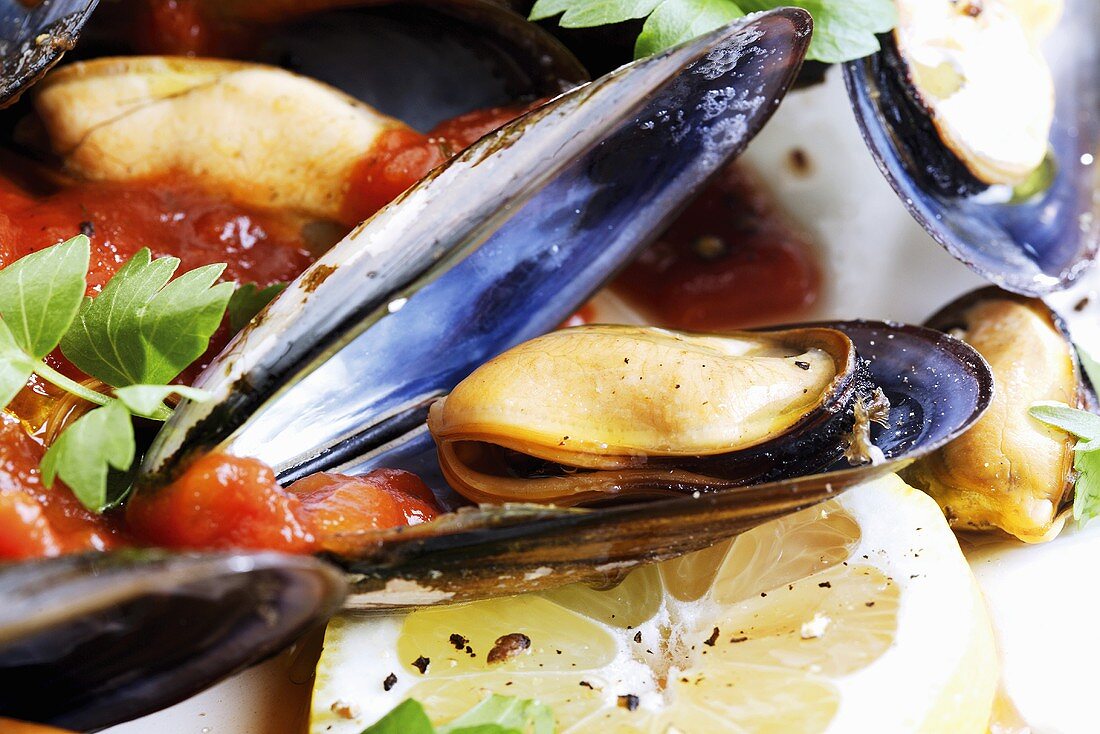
{"left": 0, "top": 551, "right": 345, "bottom": 731}
{"left": 139, "top": 11, "right": 818, "bottom": 486}
{"left": 0, "top": 10, "right": 818, "bottom": 728}
{"left": 845, "top": 0, "right": 1099, "bottom": 294}
{"left": 903, "top": 287, "right": 1084, "bottom": 542}
{"left": 428, "top": 325, "right": 878, "bottom": 506}
{"left": 333, "top": 320, "right": 992, "bottom": 607}
{"left": 0, "top": 0, "right": 98, "bottom": 108}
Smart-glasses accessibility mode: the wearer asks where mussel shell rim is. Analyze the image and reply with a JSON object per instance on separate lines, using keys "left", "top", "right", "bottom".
{"left": 0, "top": 550, "right": 346, "bottom": 730}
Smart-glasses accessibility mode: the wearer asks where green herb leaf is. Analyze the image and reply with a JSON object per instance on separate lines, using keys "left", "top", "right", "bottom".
{"left": 364, "top": 696, "right": 556, "bottom": 734}
{"left": 1078, "top": 347, "right": 1100, "bottom": 392}
{"left": 0, "top": 319, "right": 36, "bottom": 409}
{"left": 443, "top": 694, "right": 555, "bottom": 734}
{"left": 0, "top": 235, "right": 89, "bottom": 359}
{"left": 531, "top": 0, "right": 897, "bottom": 63}
{"left": 362, "top": 699, "right": 435, "bottom": 734}
{"left": 1028, "top": 401, "right": 1100, "bottom": 442}
{"left": 40, "top": 400, "right": 135, "bottom": 512}
{"left": 739, "top": 0, "right": 896, "bottom": 63}
{"left": 114, "top": 384, "right": 210, "bottom": 419}
{"left": 60, "top": 249, "right": 234, "bottom": 387}
{"left": 1030, "top": 399, "right": 1100, "bottom": 527}
{"left": 530, "top": 0, "right": 662, "bottom": 25}
{"left": 635, "top": 0, "right": 743, "bottom": 58}
{"left": 227, "top": 282, "right": 287, "bottom": 333}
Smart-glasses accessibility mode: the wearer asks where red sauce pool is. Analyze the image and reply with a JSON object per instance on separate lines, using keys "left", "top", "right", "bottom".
{"left": 612, "top": 164, "right": 821, "bottom": 330}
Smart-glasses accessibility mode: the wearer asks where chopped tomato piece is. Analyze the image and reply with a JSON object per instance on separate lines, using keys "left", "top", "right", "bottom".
{"left": 341, "top": 102, "right": 536, "bottom": 225}
{"left": 290, "top": 470, "right": 440, "bottom": 555}
{"left": 427, "top": 104, "right": 540, "bottom": 150}
{"left": 0, "top": 492, "right": 61, "bottom": 560}
{"left": 127, "top": 453, "right": 317, "bottom": 553}
{"left": 0, "top": 413, "right": 121, "bottom": 558}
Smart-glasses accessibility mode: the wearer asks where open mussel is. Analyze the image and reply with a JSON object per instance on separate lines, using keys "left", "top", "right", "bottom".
{"left": 0, "top": 551, "right": 344, "bottom": 731}
{"left": 333, "top": 320, "right": 993, "bottom": 608}
{"left": 122, "top": 15, "right": 999, "bottom": 610}
{"left": 429, "top": 325, "right": 879, "bottom": 506}
{"left": 903, "top": 287, "right": 1086, "bottom": 541}
{"left": 845, "top": 0, "right": 1099, "bottom": 294}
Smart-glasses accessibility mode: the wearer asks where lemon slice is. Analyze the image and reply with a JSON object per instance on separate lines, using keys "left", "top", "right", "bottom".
{"left": 311, "top": 475, "right": 997, "bottom": 733}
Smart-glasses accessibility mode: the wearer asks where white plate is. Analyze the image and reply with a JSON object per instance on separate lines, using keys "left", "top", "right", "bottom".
{"left": 104, "top": 68, "right": 1098, "bottom": 734}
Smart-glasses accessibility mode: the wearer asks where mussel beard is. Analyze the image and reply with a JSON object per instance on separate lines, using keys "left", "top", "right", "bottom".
{"left": 429, "top": 325, "right": 884, "bottom": 507}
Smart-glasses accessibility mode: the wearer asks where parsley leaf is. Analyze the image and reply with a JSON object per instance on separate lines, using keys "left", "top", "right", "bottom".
{"left": 362, "top": 699, "right": 435, "bottom": 734}
{"left": 364, "top": 696, "right": 556, "bottom": 734}
{"left": 636, "top": 0, "right": 743, "bottom": 58}
{"left": 1073, "top": 450, "right": 1100, "bottom": 524}
{"left": 60, "top": 248, "right": 234, "bottom": 387}
{"left": 530, "top": 0, "right": 897, "bottom": 63}
{"left": 0, "top": 319, "right": 36, "bottom": 409}
{"left": 1078, "top": 346, "right": 1100, "bottom": 391}
{"left": 114, "top": 384, "right": 211, "bottom": 419}
{"left": 227, "top": 282, "right": 287, "bottom": 333}
{"left": 0, "top": 235, "right": 89, "bottom": 359}
{"left": 1028, "top": 401, "right": 1100, "bottom": 442}
{"left": 40, "top": 400, "right": 135, "bottom": 512}
{"left": 1030, "top": 392, "right": 1100, "bottom": 526}
{"left": 0, "top": 239, "right": 237, "bottom": 512}
{"left": 443, "top": 695, "right": 555, "bottom": 734}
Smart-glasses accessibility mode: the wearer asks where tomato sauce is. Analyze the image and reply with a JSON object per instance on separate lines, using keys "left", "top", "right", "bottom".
{"left": 341, "top": 104, "right": 538, "bottom": 225}
{"left": 126, "top": 454, "right": 439, "bottom": 554}
{"left": 0, "top": 175, "right": 312, "bottom": 292}
{"left": 0, "top": 413, "right": 123, "bottom": 560}
{"left": 612, "top": 164, "right": 821, "bottom": 330}
{"left": 289, "top": 470, "right": 439, "bottom": 555}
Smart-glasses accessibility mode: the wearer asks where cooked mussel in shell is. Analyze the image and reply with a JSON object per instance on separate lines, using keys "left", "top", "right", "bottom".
{"left": 32, "top": 56, "right": 402, "bottom": 224}
{"left": 428, "top": 325, "right": 881, "bottom": 506}
{"left": 902, "top": 287, "right": 1083, "bottom": 541}
{"left": 845, "top": 0, "right": 1099, "bottom": 295}
{"left": 879, "top": 0, "right": 1057, "bottom": 195}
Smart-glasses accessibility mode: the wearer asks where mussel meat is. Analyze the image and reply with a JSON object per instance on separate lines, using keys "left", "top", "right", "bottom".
{"left": 32, "top": 57, "right": 404, "bottom": 224}
{"left": 902, "top": 287, "right": 1083, "bottom": 541}
{"left": 428, "top": 325, "right": 879, "bottom": 506}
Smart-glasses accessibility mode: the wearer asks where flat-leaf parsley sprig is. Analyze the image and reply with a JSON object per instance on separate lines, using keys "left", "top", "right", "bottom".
{"left": 1030, "top": 348, "right": 1100, "bottom": 526}
{"left": 530, "top": 0, "right": 898, "bottom": 64}
{"left": 0, "top": 235, "right": 233, "bottom": 511}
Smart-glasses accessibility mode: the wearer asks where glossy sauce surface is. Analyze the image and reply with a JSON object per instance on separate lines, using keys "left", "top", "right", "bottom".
{"left": 613, "top": 164, "right": 821, "bottom": 330}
